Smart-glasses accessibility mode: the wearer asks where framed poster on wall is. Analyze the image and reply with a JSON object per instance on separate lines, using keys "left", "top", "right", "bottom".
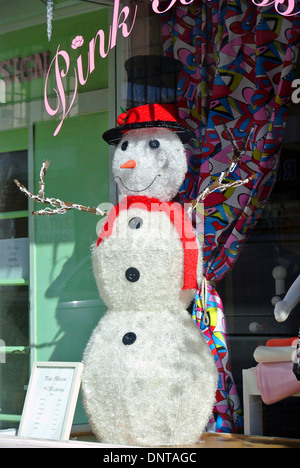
{"left": 18, "top": 362, "right": 83, "bottom": 441}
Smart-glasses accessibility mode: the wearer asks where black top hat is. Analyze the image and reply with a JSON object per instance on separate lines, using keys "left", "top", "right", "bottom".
{"left": 102, "top": 55, "right": 194, "bottom": 145}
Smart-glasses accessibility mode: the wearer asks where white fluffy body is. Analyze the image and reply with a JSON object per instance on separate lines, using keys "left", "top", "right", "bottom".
{"left": 82, "top": 307, "right": 217, "bottom": 446}
{"left": 81, "top": 128, "right": 218, "bottom": 446}
{"left": 92, "top": 208, "right": 197, "bottom": 311}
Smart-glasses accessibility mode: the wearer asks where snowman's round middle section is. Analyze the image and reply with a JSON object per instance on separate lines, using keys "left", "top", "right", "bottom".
{"left": 93, "top": 205, "right": 198, "bottom": 311}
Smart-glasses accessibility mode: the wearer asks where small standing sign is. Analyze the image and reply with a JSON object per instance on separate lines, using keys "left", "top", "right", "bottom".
{"left": 18, "top": 361, "right": 83, "bottom": 440}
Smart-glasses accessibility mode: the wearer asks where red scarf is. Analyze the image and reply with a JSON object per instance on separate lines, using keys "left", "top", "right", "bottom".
{"left": 97, "top": 196, "right": 198, "bottom": 290}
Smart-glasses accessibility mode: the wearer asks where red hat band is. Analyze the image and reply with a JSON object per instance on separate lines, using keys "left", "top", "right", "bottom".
{"left": 103, "top": 102, "right": 194, "bottom": 145}
{"left": 117, "top": 103, "right": 179, "bottom": 127}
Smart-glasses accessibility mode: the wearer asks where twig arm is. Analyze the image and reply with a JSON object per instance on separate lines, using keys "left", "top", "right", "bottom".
{"left": 188, "top": 120, "right": 255, "bottom": 213}
{"left": 188, "top": 173, "right": 255, "bottom": 213}
{"left": 14, "top": 160, "right": 108, "bottom": 216}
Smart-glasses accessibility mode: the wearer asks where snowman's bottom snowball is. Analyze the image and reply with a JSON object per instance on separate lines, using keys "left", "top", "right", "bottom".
{"left": 82, "top": 308, "right": 218, "bottom": 446}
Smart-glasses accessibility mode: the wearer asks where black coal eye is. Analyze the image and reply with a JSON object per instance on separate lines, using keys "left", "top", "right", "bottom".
{"left": 121, "top": 141, "right": 128, "bottom": 151}
{"left": 149, "top": 139, "right": 160, "bottom": 149}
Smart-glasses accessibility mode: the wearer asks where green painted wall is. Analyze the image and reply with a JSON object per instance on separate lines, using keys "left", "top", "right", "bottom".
{"left": 33, "top": 111, "right": 109, "bottom": 423}
{"left": 33, "top": 111, "right": 109, "bottom": 362}
{"left": 0, "top": 128, "right": 28, "bottom": 152}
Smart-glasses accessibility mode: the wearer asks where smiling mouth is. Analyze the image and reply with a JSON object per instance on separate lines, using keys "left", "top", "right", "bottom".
{"left": 115, "top": 175, "right": 159, "bottom": 192}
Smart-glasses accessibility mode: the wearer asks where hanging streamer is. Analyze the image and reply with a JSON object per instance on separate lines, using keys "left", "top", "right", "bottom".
{"left": 193, "top": 282, "right": 243, "bottom": 433}
{"left": 47, "top": 0, "right": 53, "bottom": 41}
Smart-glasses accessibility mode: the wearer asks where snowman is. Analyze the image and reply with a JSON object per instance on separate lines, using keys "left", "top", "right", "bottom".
{"left": 81, "top": 56, "right": 218, "bottom": 446}
{"left": 14, "top": 56, "right": 218, "bottom": 446}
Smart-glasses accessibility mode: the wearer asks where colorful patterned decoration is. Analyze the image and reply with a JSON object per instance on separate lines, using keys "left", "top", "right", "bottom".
{"left": 293, "top": 326, "right": 300, "bottom": 381}
{"left": 161, "top": 0, "right": 300, "bottom": 433}
{"left": 193, "top": 282, "right": 243, "bottom": 432}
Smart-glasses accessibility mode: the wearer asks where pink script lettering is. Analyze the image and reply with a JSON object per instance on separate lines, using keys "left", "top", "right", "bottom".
{"left": 251, "top": 0, "right": 299, "bottom": 16}
{"left": 45, "top": 0, "right": 299, "bottom": 135}
{"left": 151, "top": 0, "right": 194, "bottom": 14}
{"left": 44, "top": 0, "right": 137, "bottom": 136}
{"left": 151, "top": 0, "right": 299, "bottom": 16}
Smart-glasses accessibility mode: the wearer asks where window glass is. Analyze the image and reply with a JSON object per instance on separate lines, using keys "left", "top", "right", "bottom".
{"left": 0, "top": 286, "right": 29, "bottom": 346}
{"left": 0, "top": 0, "right": 299, "bottom": 441}
{"left": 219, "top": 94, "right": 300, "bottom": 439}
{"left": 0, "top": 150, "right": 27, "bottom": 212}
{"left": 0, "top": 150, "right": 29, "bottom": 431}
{"left": 0, "top": 354, "right": 29, "bottom": 430}
{"left": 0, "top": 1, "right": 112, "bottom": 430}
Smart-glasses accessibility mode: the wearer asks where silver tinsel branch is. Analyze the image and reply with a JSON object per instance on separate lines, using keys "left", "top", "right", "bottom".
{"left": 188, "top": 121, "right": 255, "bottom": 214}
{"left": 47, "top": 0, "right": 53, "bottom": 41}
{"left": 14, "top": 160, "right": 108, "bottom": 216}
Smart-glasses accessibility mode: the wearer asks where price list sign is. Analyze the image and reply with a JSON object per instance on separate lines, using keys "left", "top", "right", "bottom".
{"left": 18, "top": 362, "right": 83, "bottom": 440}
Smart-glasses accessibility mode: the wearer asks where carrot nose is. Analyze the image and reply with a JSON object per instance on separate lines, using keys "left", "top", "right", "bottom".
{"left": 120, "top": 159, "right": 136, "bottom": 169}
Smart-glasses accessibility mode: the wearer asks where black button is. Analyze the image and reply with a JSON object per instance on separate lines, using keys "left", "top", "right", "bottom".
{"left": 125, "top": 267, "right": 140, "bottom": 282}
{"left": 122, "top": 332, "right": 136, "bottom": 345}
{"left": 128, "top": 217, "right": 143, "bottom": 229}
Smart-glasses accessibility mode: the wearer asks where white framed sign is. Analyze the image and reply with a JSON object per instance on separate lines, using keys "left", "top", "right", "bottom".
{"left": 0, "top": 237, "right": 29, "bottom": 280}
{"left": 18, "top": 361, "right": 83, "bottom": 441}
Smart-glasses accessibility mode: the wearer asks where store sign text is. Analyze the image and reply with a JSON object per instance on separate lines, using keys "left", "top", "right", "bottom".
{"left": 44, "top": 0, "right": 299, "bottom": 136}
{"left": 151, "top": 0, "right": 299, "bottom": 16}
{"left": 0, "top": 52, "right": 50, "bottom": 84}
{"left": 44, "top": 0, "right": 137, "bottom": 136}
{"left": 251, "top": 0, "right": 299, "bottom": 16}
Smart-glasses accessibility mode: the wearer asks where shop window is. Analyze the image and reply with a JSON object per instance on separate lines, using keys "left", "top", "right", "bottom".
{"left": 0, "top": 0, "right": 296, "bottom": 442}
{"left": 0, "top": 2, "right": 113, "bottom": 430}
{"left": 0, "top": 149, "right": 29, "bottom": 430}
